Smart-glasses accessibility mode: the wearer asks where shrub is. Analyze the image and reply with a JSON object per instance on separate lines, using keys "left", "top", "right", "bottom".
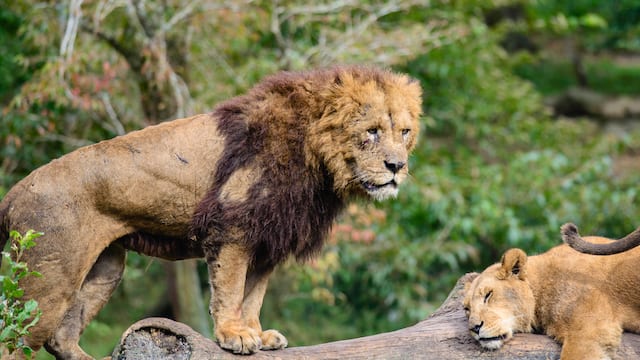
{"left": 1, "top": 229, "right": 42, "bottom": 356}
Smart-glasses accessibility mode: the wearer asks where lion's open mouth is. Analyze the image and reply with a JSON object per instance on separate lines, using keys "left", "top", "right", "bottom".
{"left": 361, "top": 179, "right": 399, "bottom": 201}
{"left": 362, "top": 180, "right": 397, "bottom": 192}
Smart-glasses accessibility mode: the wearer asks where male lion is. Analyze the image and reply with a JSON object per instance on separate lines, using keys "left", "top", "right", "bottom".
{"left": 463, "top": 224, "right": 640, "bottom": 360}
{"left": 0, "top": 66, "right": 422, "bottom": 358}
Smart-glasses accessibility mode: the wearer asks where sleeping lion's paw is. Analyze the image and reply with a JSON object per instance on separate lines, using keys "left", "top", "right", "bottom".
{"left": 260, "top": 329, "right": 288, "bottom": 350}
{"left": 216, "top": 323, "right": 262, "bottom": 354}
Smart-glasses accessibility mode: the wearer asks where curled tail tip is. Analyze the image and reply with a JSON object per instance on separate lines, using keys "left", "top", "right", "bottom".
{"left": 561, "top": 222, "right": 578, "bottom": 234}
{"left": 560, "top": 222, "right": 579, "bottom": 244}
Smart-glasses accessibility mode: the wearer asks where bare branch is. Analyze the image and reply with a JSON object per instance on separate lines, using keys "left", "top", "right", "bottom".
{"left": 126, "top": 0, "right": 155, "bottom": 39}
{"left": 59, "top": 0, "right": 85, "bottom": 93}
{"left": 283, "top": 0, "right": 359, "bottom": 20}
{"left": 40, "top": 134, "right": 94, "bottom": 148}
{"left": 80, "top": 22, "right": 138, "bottom": 65}
{"left": 92, "top": 0, "right": 126, "bottom": 30}
{"left": 60, "top": 0, "right": 84, "bottom": 62}
{"left": 264, "top": 0, "right": 462, "bottom": 68}
{"left": 328, "top": 2, "right": 403, "bottom": 58}
{"left": 168, "top": 70, "right": 193, "bottom": 119}
{"left": 99, "top": 92, "right": 126, "bottom": 136}
{"left": 162, "top": 0, "right": 202, "bottom": 33}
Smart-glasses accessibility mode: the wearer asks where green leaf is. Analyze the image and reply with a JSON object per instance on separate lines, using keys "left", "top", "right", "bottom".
{"left": 23, "top": 299, "right": 38, "bottom": 314}
{"left": 0, "top": 323, "right": 17, "bottom": 341}
{"left": 21, "top": 346, "right": 33, "bottom": 357}
{"left": 580, "top": 13, "right": 607, "bottom": 29}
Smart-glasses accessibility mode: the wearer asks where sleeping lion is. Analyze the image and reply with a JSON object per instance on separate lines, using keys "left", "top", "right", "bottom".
{"left": 463, "top": 223, "right": 640, "bottom": 360}
{"left": 0, "top": 66, "right": 422, "bottom": 358}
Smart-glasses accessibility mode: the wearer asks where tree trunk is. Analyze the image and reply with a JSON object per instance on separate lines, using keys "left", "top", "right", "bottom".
{"left": 111, "top": 273, "right": 640, "bottom": 359}
{"left": 163, "top": 260, "right": 212, "bottom": 338}
{"left": 568, "top": 36, "right": 588, "bottom": 88}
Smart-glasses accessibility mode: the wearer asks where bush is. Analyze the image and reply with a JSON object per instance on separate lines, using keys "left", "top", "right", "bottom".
{"left": 1, "top": 229, "right": 42, "bottom": 356}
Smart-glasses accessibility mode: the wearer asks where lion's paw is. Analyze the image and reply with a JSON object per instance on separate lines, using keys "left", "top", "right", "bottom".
{"left": 260, "top": 329, "right": 288, "bottom": 350}
{"left": 216, "top": 324, "right": 262, "bottom": 354}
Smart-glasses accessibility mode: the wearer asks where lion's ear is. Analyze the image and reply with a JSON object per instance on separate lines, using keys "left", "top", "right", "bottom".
{"left": 498, "top": 248, "right": 528, "bottom": 280}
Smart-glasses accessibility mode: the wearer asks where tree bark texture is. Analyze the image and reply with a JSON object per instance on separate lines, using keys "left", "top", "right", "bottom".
{"left": 111, "top": 273, "right": 640, "bottom": 359}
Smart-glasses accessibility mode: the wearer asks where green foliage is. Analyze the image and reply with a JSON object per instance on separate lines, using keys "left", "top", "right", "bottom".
{"left": 1, "top": 229, "right": 42, "bottom": 356}
{"left": 2, "top": 0, "right": 640, "bottom": 352}
{"left": 529, "top": 0, "right": 640, "bottom": 52}
{"left": 0, "top": 5, "right": 113, "bottom": 189}
{"left": 0, "top": 6, "right": 32, "bottom": 102}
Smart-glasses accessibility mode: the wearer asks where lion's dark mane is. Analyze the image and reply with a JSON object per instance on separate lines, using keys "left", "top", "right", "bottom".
{"left": 190, "top": 68, "right": 351, "bottom": 267}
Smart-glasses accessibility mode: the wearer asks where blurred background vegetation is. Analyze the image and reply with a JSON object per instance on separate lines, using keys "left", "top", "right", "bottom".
{"left": 1, "top": 0, "right": 640, "bottom": 358}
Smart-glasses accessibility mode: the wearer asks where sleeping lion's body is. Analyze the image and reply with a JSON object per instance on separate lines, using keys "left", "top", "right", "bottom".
{"left": 464, "top": 231, "right": 640, "bottom": 360}
{"left": 0, "top": 66, "right": 422, "bottom": 359}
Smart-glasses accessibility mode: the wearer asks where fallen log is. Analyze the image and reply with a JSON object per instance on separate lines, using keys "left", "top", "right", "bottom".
{"left": 111, "top": 273, "right": 640, "bottom": 359}
{"left": 548, "top": 86, "right": 640, "bottom": 120}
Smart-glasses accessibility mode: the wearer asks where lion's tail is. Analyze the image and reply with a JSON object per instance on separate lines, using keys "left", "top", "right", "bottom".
{"left": 562, "top": 222, "right": 640, "bottom": 255}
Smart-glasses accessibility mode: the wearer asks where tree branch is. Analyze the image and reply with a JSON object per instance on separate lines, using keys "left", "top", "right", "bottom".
{"left": 60, "top": 0, "right": 84, "bottom": 62}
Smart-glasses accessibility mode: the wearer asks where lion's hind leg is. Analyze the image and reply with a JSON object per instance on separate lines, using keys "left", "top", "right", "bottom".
{"left": 44, "top": 244, "right": 126, "bottom": 360}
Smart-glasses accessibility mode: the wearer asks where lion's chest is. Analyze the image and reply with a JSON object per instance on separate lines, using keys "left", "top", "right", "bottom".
{"left": 194, "top": 159, "right": 344, "bottom": 265}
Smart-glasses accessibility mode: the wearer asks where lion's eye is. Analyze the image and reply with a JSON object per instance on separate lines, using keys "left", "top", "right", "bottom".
{"left": 401, "top": 129, "right": 410, "bottom": 141}
{"left": 484, "top": 291, "right": 493, "bottom": 303}
{"left": 367, "top": 128, "right": 380, "bottom": 142}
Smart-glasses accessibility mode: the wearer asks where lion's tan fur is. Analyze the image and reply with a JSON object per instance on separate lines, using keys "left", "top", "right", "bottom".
{"left": 0, "top": 66, "right": 421, "bottom": 358}
{"left": 464, "top": 239, "right": 640, "bottom": 360}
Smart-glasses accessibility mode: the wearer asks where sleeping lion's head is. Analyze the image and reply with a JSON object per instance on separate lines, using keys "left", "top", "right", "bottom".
{"left": 463, "top": 248, "right": 536, "bottom": 350}
{"left": 306, "top": 67, "right": 422, "bottom": 201}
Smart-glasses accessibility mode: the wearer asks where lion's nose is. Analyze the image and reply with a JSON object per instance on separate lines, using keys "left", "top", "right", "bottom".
{"left": 384, "top": 160, "right": 405, "bottom": 173}
{"left": 470, "top": 321, "right": 484, "bottom": 335}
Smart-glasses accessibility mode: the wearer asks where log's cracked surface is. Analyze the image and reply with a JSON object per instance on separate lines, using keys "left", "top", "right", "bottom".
{"left": 112, "top": 273, "right": 640, "bottom": 359}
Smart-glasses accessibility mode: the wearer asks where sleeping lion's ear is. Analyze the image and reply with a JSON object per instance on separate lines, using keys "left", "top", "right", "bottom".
{"left": 499, "top": 248, "right": 528, "bottom": 280}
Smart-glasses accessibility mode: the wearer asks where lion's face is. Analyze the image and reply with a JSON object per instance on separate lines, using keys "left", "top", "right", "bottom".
{"left": 310, "top": 69, "right": 422, "bottom": 201}
{"left": 346, "top": 100, "right": 417, "bottom": 201}
{"left": 463, "top": 249, "right": 536, "bottom": 350}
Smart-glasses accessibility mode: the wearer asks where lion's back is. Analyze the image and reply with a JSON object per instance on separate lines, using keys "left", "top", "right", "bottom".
{"left": 0, "top": 114, "right": 225, "bottom": 242}
{"left": 533, "top": 241, "right": 640, "bottom": 322}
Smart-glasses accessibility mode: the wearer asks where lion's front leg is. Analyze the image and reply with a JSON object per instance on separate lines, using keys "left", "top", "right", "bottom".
{"left": 558, "top": 298, "right": 622, "bottom": 360}
{"left": 243, "top": 268, "right": 288, "bottom": 350}
{"left": 561, "top": 334, "right": 620, "bottom": 360}
{"left": 207, "top": 243, "right": 262, "bottom": 354}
